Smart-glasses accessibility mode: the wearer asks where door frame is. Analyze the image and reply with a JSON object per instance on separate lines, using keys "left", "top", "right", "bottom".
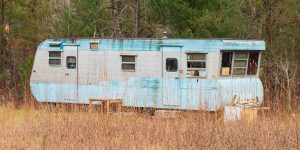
{"left": 160, "top": 45, "right": 183, "bottom": 106}
{"left": 63, "top": 43, "right": 80, "bottom": 101}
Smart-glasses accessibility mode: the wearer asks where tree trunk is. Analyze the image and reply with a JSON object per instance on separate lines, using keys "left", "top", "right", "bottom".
{"left": 31, "top": 0, "right": 38, "bottom": 45}
{"left": 251, "top": 3, "right": 257, "bottom": 38}
{"left": 263, "top": 0, "right": 273, "bottom": 49}
{"left": 0, "top": 0, "right": 5, "bottom": 74}
{"left": 110, "top": 0, "right": 123, "bottom": 38}
{"left": 134, "top": 0, "right": 140, "bottom": 38}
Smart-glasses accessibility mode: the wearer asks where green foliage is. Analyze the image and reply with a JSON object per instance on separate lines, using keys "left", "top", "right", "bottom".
{"left": 18, "top": 55, "right": 34, "bottom": 85}
{"left": 52, "top": 0, "right": 110, "bottom": 37}
{"left": 149, "top": 0, "right": 247, "bottom": 38}
{"left": 0, "top": 0, "right": 299, "bottom": 109}
{"left": 6, "top": 0, "right": 53, "bottom": 45}
{"left": 0, "top": 73, "right": 4, "bottom": 82}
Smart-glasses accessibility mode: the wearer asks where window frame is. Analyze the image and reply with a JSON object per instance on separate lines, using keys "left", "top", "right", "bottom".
{"left": 66, "top": 56, "right": 77, "bottom": 69}
{"left": 49, "top": 51, "right": 62, "bottom": 66}
{"left": 232, "top": 52, "right": 249, "bottom": 76}
{"left": 90, "top": 42, "right": 99, "bottom": 50}
{"left": 220, "top": 51, "right": 261, "bottom": 77}
{"left": 220, "top": 52, "right": 233, "bottom": 76}
{"left": 186, "top": 53, "right": 207, "bottom": 78}
{"left": 166, "top": 58, "right": 178, "bottom": 72}
{"left": 121, "top": 55, "right": 136, "bottom": 72}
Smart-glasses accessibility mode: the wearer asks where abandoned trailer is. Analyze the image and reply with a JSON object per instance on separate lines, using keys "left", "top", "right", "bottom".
{"left": 30, "top": 38, "right": 265, "bottom": 111}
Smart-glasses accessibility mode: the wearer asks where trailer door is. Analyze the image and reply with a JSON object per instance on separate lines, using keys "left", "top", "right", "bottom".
{"left": 63, "top": 44, "right": 79, "bottom": 101}
{"left": 161, "top": 45, "right": 183, "bottom": 106}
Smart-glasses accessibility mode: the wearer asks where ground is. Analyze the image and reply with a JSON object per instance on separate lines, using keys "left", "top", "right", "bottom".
{"left": 0, "top": 106, "right": 299, "bottom": 150}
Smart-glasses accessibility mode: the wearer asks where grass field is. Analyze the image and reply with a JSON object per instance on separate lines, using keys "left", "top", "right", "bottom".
{"left": 0, "top": 106, "right": 299, "bottom": 150}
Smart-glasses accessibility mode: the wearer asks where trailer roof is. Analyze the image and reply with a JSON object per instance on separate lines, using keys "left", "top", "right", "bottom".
{"left": 38, "top": 38, "right": 266, "bottom": 52}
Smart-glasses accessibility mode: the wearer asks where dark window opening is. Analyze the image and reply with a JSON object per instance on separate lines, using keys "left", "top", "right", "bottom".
{"left": 122, "top": 56, "right": 135, "bottom": 62}
{"left": 247, "top": 52, "right": 259, "bottom": 75}
{"left": 187, "top": 62, "right": 206, "bottom": 68}
{"left": 220, "top": 51, "right": 260, "bottom": 76}
{"left": 122, "top": 64, "right": 135, "bottom": 70}
{"left": 121, "top": 55, "right": 136, "bottom": 71}
{"left": 166, "top": 58, "right": 178, "bottom": 72}
{"left": 49, "top": 51, "right": 61, "bottom": 66}
{"left": 66, "top": 56, "right": 76, "bottom": 69}
{"left": 49, "top": 51, "right": 61, "bottom": 58}
{"left": 220, "top": 52, "right": 233, "bottom": 75}
{"left": 49, "top": 59, "right": 61, "bottom": 65}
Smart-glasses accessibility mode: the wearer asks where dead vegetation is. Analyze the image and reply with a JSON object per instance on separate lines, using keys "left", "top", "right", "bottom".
{"left": 0, "top": 105, "right": 299, "bottom": 150}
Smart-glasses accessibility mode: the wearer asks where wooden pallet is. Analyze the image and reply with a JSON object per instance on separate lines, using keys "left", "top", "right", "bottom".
{"left": 89, "top": 98, "right": 122, "bottom": 114}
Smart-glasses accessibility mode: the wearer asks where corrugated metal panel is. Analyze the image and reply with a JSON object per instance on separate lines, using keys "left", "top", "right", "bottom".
{"left": 31, "top": 38, "right": 265, "bottom": 111}
{"left": 30, "top": 78, "right": 263, "bottom": 111}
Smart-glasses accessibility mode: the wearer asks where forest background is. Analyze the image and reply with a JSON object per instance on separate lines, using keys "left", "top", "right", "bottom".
{"left": 0, "top": 0, "right": 299, "bottom": 112}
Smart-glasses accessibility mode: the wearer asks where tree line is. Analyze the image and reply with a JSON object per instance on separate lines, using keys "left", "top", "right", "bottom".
{"left": 0, "top": 0, "right": 299, "bottom": 110}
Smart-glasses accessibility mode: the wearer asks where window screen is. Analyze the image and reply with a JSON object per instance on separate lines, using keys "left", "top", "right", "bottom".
{"left": 121, "top": 56, "right": 136, "bottom": 71}
{"left": 49, "top": 51, "right": 61, "bottom": 66}
{"left": 66, "top": 56, "right": 76, "bottom": 69}
{"left": 166, "top": 58, "right": 178, "bottom": 72}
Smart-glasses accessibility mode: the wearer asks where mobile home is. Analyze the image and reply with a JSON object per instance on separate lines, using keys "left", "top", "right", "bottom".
{"left": 30, "top": 38, "right": 265, "bottom": 111}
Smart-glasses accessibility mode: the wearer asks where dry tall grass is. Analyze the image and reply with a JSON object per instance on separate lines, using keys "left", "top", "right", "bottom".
{"left": 0, "top": 105, "right": 299, "bottom": 150}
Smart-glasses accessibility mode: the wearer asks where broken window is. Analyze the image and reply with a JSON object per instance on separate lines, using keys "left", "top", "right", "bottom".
{"left": 121, "top": 55, "right": 136, "bottom": 71}
{"left": 220, "top": 52, "right": 233, "bottom": 76}
{"left": 247, "top": 52, "right": 259, "bottom": 75}
{"left": 166, "top": 58, "right": 178, "bottom": 72}
{"left": 220, "top": 51, "right": 260, "bottom": 76}
{"left": 49, "top": 51, "right": 61, "bottom": 66}
{"left": 66, "top": 56, "right": 76, "bottom": 69}
{"left": 187, "top": 53, "right": 206, "bottom": 77}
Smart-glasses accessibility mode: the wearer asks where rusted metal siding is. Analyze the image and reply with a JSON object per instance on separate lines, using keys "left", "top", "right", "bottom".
{"left": 30, "top": 38, "right": 265, "bottom": 111}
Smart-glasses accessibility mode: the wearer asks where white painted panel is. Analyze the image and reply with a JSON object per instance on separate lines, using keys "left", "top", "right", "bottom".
{"left": 63, "top": 46, "right": 78, "bottom": 101}
{"left": 162, "top": 46, "right": 182, "bottom": 106}
{"left": 206, "top": 52, "right": 221, "bottom": 79}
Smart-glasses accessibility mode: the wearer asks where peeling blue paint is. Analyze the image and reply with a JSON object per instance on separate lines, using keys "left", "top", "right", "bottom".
{"left": 30, "top": 78, "right": 263, "bottom": 111}
{"left": 32, "top": 38, "right": 265, "bottom": 111}
{"left": 39, "top": 39, "right": 265, "bottom": 52}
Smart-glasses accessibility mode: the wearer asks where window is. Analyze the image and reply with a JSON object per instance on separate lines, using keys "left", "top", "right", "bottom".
{"left": 232, "top": 53, "right": 248, "bottom": 76}
{"left": 220, "top": 52, "right": 233, "bottom": 75}
{"left": 121, "top": 56, "right": 136, "bottom": 71}
{"left": 220, "top": 52, "right": 260, "bottom": 76}
{"left": 66, "top": 56, "right": 76, "bottom": 69}
{"left": 49, "top": 51, "right": 61, "bottom": 66}
{"left": 187, "top": 53, "right": 206, "bottom": 77}
{"left": 90, "top": 42, "right": 98, "bottom": 49}
{"left": 247, "top": 52, "right": 259, "bottom": 75}
{"left": 166, "top": 58, "right": 178, "bottom": 72}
